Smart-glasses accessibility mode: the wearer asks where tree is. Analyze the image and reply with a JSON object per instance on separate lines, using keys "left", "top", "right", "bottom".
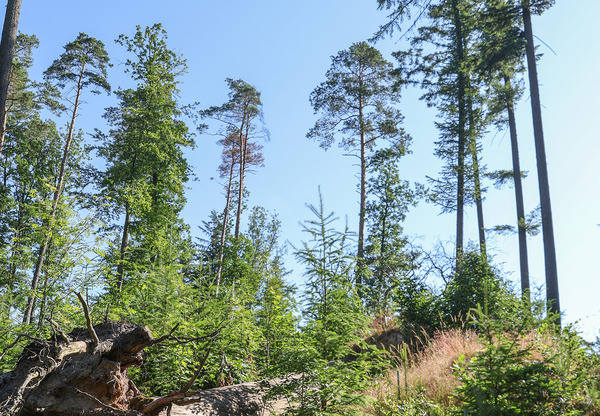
{"left": 213, "top": 132, "right": 264, "bottom": 293}
{"left": 294, "top": 190, "right": 364, "bottom": 361}
{"left": 379, "top": 0, "right": 493, "bottom": 264}
{"left": 521, "top": 0, "right": 560, "bottom": 326}
{"left": 22, "top": 33, "right": 110, "bottom": 325}
{"left": 96, "top": 24, "right": 193, "bottom": 298}
{"left": 202, "top": 78, "right": 267, "bottom": 240}
{"left": 0, "top": 0, "right": 22, "bottom": 158}
{"left": 473, "top": 0, "right": 531, "bottom": 302}
{"left": 308, "top": 41, "right": 408, "bottom": 286}
{"left": 0, "top": 115, "right": 63, "bottom": 323}
{"left": 363, "top": 146, "right": 417, "bottom": 315}
{"left": 442, "top": 250, "right": 507, "bottom": 321}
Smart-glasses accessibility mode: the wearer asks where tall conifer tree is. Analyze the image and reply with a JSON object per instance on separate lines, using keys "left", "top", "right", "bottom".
{"left": 308, "top": 41, "right": 408, "bottom": 286}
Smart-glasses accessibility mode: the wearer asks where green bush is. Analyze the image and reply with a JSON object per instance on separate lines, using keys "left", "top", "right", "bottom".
{"left": 453, "top": 308, "right": 594, "bottom": 415}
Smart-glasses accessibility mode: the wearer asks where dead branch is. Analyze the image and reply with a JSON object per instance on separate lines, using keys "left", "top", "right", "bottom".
{"left": 148, "top": 323, "right": 180, "bottom": 346}
{"left": 77, "top": 291, "right": 99, "bottom": 349}
{"left": 47, "top": 317, "right": 71, "bottom": 343}
{"left": 140, "top": 349, "right": 211, "bottom": 415}
{"left": 0, "top": 334, "right": 22, "bottom": 363}
{"left": 64, "top": 385, "right": 139, "bottom": 415}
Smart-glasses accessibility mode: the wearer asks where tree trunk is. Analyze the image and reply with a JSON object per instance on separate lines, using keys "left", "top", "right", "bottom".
{"left": 522, "top": 3, "right": 560, "bottom": 326}
{"left": 467, "top": 94, "right": 486, "bottom": 257}
{"left": 504, "top": 75, "right": 530, "bottom": 304}
{"left": 234, "top": 114, "right": 247, "bottom": 240}
{"left": 356, "top": 95, "right": 366, "bottom": 287}
{"left": 23, "top": 63, "right": 86, "bottom": 325}
{"left": 117, "top": 203, "right": 132, "bottom": 293}
{"left": 0, "top": 0, "right": 22, "bottom": 159}
{"left": 215, "top": 153, "right": 235, "bottom": 294}
{"left": 0, "top": 322, "right": 154, "bottom": 416}
{"left": 452, "top": 0, "right": 466, "bottom": 267}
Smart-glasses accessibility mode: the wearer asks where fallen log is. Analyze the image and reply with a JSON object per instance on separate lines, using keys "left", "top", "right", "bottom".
{"left": 0, "top": 321, "right": 154, "bottom": 415}
{"left": 156, "top": 377, "right": 296, "bottom": 416}
{"left": 0, "top": 321, "right": 292, "bottom": 416}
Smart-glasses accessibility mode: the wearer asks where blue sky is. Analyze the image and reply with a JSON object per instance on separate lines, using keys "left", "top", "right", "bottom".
{"left": 17, "top": 1, "right": 600, "bottom": 339}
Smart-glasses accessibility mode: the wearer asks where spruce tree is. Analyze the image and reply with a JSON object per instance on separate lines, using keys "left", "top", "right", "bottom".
{"left": 520, "top": 0, "right": 560, "bottom": 326}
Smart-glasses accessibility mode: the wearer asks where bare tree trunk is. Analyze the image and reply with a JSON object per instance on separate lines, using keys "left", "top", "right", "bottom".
{"left": 234, "top": 114, "right": 247, "bottom": 240}
{"left": 215, "top": 154, "right": 235, "bottom": 294}
{"left": 467, "top": 95, "right": 486, "bottom": 257}
{"left": 504, "top": 75, "right": 530, "bottom": 304}
{"left": 452, "top": 0, "right": 466, "bottom": 267}
{"left": 23, "top": 64, "right": 85, "bottom": 325}
{"left": 357, "top": 95, "right": 366, "bottom": 287}
{"left": 522, "top": 3, "right": 560, "bottom": 326}
{"left": 0, "top": 0, "right": 22, "bottom": 159}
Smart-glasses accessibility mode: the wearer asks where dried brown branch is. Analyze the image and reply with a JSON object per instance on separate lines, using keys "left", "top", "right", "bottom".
{"left": 64, "top": 386, "right": 139, "bottom": 415}
{"left": 47, "top": 318, "right": 71, "bottom": 344}
{"left": 148, "top": 323, "right": 180, "bottom": 346}
{"left": 140, "top": 349, "right": 211, "bottom": 415}
{"left": 76, "top": 291, "right": 99, "bottom": 349}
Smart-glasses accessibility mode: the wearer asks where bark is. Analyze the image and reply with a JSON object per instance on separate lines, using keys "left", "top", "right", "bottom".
{"left": 504, "top": 75, "right": 530, "bottom": 304}
{"left": 452, "top": 0, "right": 466, "bottom": 266}
{"left": 117, "top": 203, "right": 132, "bottom": 293}
{"left": 0, "top": 322, "right": 153, "bottom": 416}
{"left": 522, "top": 3, "right": 560, "bottom": 325}
{"left": 467, "top": 95, "right": 486, "bottom": 257}
{"left": 356, "top": 91, "right": 366, "bottom": 287}
{"left": 0, "top": 0, "right": 22, "bottom": 159}
{"left": 234, "top": 111, "right": 248, "bottom": 240}
{"left": 0, "top": 321, "right": 292, "bottom": 416}
{"left": 215, "top": 151, "right": 235, "bottom": 295}
{"left": 117, "top": 154, "right": 137, "bottom": 293}
{"left": 156, "top": 377, "right": 295, "bottom": 416}
{"left": 23, "top": 63, "right": 86, "bottom": 325}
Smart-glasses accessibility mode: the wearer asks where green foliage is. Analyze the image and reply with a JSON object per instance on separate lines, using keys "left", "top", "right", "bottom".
{"left": 271, "top": 191, "right": 380, "bottom": 415}
{"left": 442, "top": 250, "right": 509, "bottom": 322}
{"left": 295, "top": 191, "right": 367, "bottom": 361}
{"left": 453, "top": 308, "right": 594, "bottom": 415}
{"left": 44, "top": 32, "right": 110, "bottom": 95}
{"left": 374, "top": 392, "right": 449, "bottom": 416}
{"left": 96, "top": 23, "right": 193, "bottom": 291}
{"left": 363, "top": 146, "right": 423, "bottom": 318}
{"left": 268, "top": 333, "right": 378, "bottom": 416}
{"left": 307, "top": 41, "right": 406, "bottom": 153}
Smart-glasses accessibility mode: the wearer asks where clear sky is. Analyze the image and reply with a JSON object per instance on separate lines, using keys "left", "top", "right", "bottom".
{"left": 15, "top": 1, "right": 600, "bottom": 340}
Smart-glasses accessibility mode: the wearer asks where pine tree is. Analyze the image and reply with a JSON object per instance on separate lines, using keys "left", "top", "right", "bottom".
{"left": 23, "top": 33, "right": 110, "bottom": 325}
{"left": 294, "top": 190, "right": 365, "bottom": 361}
{"left": 520, "top": 0, "right": 560, "bottom": 326}
{"left": 308, "top": 41, "right": 408, "bottom": 287}
{"left": 473, "top": 0, "right": 531, "bottom": 302}
{"left": 202, "top": 78, "right": 267, "bottom": 240}
{"left": 363, "top": 146, "right": 417, "bottom": 315}
{"left": 213, "top": 132, "right": 264, "bottom": 293}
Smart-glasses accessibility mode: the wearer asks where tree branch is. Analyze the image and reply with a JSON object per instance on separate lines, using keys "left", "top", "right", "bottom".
{"left": 76, "top": 292, "right": 99, "bottom": 350}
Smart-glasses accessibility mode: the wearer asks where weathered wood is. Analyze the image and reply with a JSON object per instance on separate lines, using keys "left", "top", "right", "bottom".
{"left": 157, "top": 377, "right": 295, "bottom": 416}
{"left": 0, "top": 322, "right": 293, "bottom": 416}
{"left": 0, "top": 322, "right": 153, "bottom": 415}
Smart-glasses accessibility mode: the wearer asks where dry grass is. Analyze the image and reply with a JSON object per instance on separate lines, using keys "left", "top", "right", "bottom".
{"left": 370, "top": 327, "right": 483, "bottom": 408}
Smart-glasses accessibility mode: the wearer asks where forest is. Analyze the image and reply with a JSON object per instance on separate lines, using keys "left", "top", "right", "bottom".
{"left": 0, "top": 0, "right": 599, "bottom": 415}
